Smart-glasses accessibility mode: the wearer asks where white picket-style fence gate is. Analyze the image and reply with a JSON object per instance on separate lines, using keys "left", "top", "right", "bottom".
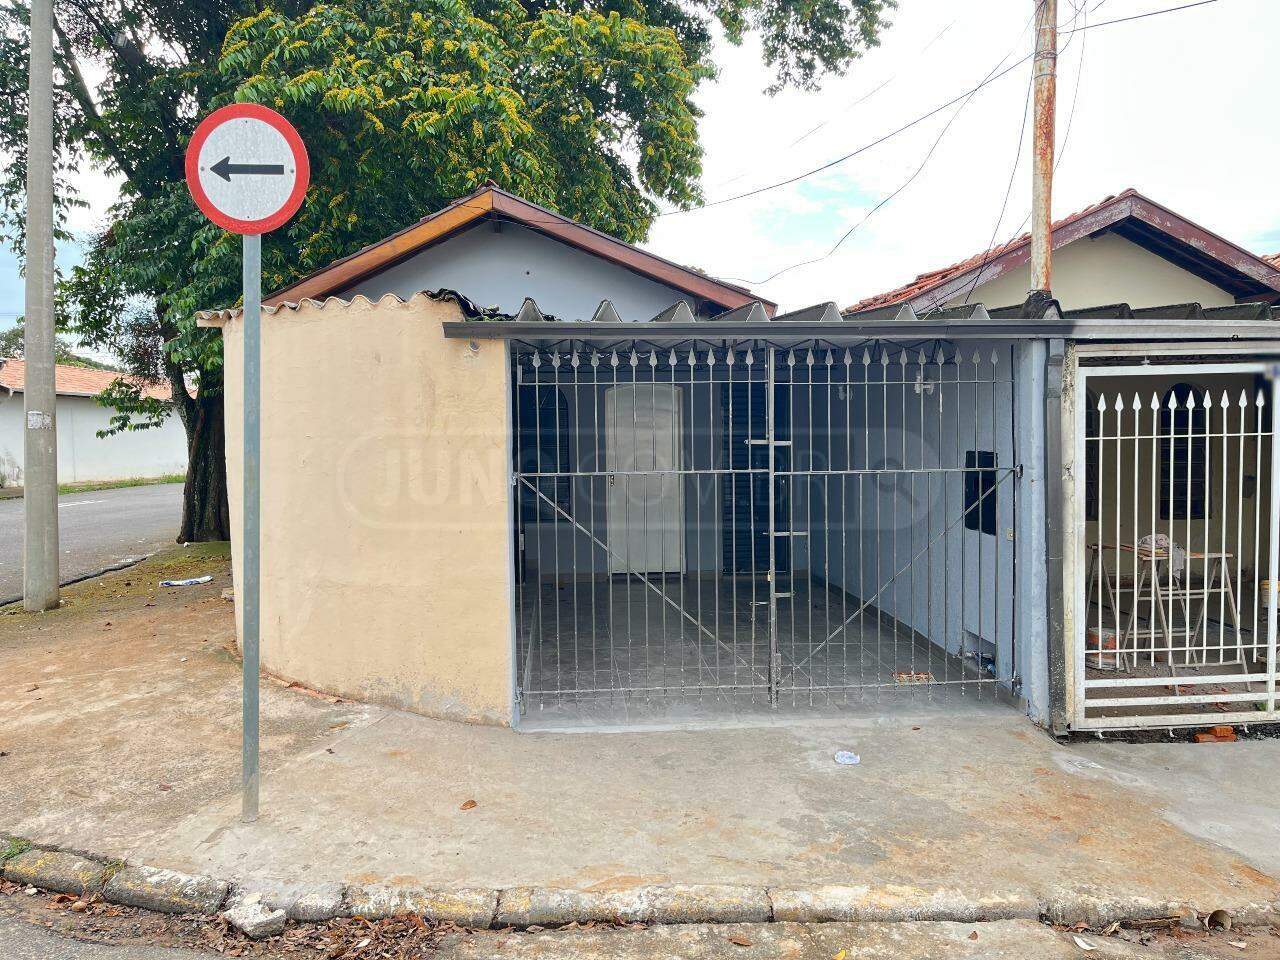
{"left": 1073, "top": 361, "right": 1278, "bottom": 730}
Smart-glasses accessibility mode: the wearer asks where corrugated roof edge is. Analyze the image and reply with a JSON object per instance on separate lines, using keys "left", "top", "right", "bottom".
{"left": 196, "top": 288, "right": 503, "bottom": 327}
{"left": 443, "top": 296, "right": 1280, "bottom": 343}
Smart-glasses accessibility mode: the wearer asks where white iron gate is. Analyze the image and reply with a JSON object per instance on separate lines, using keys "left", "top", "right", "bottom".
{"left": 1073, "top": 362, "right": 1280, "bottom": 729}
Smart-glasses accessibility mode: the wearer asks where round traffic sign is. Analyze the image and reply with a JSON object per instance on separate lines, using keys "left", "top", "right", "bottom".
{"left": 185, "top": 103, "right": 309, "bottom": 235}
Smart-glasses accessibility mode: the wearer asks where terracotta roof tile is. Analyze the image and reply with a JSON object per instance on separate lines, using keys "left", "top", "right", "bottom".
{"left": 264, "top": 184, "right": 775, "bottom": 315}
{"left": 1264, "top": 252, "right": 1280, "bottom": 268}
{"left": 0, "top": 358, "right": 173, "bottom": 401}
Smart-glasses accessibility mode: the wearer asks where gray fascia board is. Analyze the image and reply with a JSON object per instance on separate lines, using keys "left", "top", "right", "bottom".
{"left": 443, "top": 318, "right": 1280, "bottom": 341}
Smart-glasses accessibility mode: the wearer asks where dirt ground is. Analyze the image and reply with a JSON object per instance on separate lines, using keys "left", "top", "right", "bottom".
{"left": 2, "top": 548, "right": 1279, "bottom": 918}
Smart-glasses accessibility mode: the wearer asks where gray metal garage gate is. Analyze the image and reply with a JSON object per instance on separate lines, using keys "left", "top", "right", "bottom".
{"left": 511, "top": 336, "right": 1019, "bottom": 719}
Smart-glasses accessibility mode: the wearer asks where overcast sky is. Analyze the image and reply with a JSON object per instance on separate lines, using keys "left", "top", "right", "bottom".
{"left": 3, "top": 0, "right": 1277, "bottom": 325}
{"left": 647, "top": 0, "right": 1280, "bottom": 311}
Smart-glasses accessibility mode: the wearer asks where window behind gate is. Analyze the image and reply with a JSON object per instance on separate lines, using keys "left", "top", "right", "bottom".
{"left": 965, "top": 450, "right": 998, "bottom": 536}
{"left": 1159, "top": 382, "right": 1209, "bottom": 521}
{"left": 517, "top": 387, "right": 572, "bottom": 514}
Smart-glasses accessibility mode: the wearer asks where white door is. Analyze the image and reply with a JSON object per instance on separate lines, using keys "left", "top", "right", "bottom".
{"left": 605, "top": 384, "right": 684, "bottom": 574}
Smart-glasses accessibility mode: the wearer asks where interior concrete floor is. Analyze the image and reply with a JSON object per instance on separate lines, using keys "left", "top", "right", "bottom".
{"left": 517, "top": 574, "right": 1001, "bottom": 726}
{"left": 1082, "top": 600, "right": 1273, "bottom": 721}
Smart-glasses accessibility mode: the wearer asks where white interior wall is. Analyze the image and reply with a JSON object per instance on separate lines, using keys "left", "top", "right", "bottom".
{"left": 809, "top": 342, "right": 1018, "bottom": 680}
{"left": 520, "top": 375, "right": 724, "bottom": 577}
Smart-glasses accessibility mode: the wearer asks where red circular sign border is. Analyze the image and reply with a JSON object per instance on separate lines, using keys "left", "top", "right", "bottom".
{"left": 185, "top": 103, "right": 310, "bottom": 235}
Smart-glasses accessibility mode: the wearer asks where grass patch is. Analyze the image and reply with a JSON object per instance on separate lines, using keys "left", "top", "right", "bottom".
{"left": 101, "top": 858, "right": 126, "bottom": 883}
{"left": 0, "top": 541, "right": 231, "bottom": 619}
{"left": 1, "top": 836, "right": 32, "bottom": 863}
{"left": 57, "top": 474, "right": 185, "bottom": 495}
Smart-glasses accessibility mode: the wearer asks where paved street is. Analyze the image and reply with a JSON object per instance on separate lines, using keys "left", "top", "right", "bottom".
{"left": 0, "top": 483, "right": 183, "bottom": 604}
{"left": 0, "top": 913, "right": 1272, "bottom": 960}
{"left": 0, "top": 915, "right": 204, "bottom": 959}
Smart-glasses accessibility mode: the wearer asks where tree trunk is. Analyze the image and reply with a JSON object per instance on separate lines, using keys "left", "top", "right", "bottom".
{"left": 177, "top": 388, "right": 230, "bottom": 542}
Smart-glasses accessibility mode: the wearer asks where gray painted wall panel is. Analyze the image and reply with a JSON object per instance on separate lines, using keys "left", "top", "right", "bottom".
{"left": 339, "top": 222, "right": 715, "bottom": 322}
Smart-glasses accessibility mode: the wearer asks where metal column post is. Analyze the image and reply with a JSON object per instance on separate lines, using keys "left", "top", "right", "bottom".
{"left": 767, "top": 346, "right": 780, "bottom": 705}
{"left": 1267, "top": 370, "right": 1279, "bottom": 715}
{"left": 242, "top": 232, "right": 262, "bottom": 822}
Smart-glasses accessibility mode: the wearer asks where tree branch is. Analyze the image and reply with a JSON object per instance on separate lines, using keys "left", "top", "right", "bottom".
{"left": 51, "top": 13, "right": 140, "bottom": 183}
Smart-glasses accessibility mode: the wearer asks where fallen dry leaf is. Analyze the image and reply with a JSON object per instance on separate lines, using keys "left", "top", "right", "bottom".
{"left": 459, "top": 799, "right": 477, "bottom": 811}
{"left": 833, "top": 950, "right": 846, "bottom": 960}
{"left": 728, "top": 934, "right": 753, "bottom": 947}
{"left": 968, "top": 930, "right": 979, "bottom": 940}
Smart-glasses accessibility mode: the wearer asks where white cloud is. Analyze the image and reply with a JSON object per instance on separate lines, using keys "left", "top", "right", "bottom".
{"left": 647, "top": 0, "right": 1280, "bottom": 311}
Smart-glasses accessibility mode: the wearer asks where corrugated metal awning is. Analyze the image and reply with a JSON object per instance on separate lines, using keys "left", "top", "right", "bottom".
{"left": 441, "top": 294, "right": 1280, "bottom": 343}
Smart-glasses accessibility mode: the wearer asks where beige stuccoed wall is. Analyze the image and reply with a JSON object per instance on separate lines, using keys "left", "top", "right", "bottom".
{"left": 210, "top": 293, "right": 514, "bottom": 725}
{"left": 946, "top": 232, "right": 1238, "bottom": 310}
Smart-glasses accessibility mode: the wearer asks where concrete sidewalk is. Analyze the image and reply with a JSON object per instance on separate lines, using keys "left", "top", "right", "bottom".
{"left": 2, "top": 553, "right": 1278, "bottom": 921}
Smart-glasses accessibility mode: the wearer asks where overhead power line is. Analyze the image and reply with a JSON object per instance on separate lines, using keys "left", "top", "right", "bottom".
{"left": 710, "top": 0, "right": 1222, "bottom": 290}
{"left": 674, "top": 0, "right": 1221, "bottom": 220}
{"left": 405, "top": 0, "right": 1224, "bottom": 292}
{"left": 719, "top": 24, "right": 1038, "bottom": 287}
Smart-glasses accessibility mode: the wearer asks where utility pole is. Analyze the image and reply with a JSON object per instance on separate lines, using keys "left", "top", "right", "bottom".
{"left": 1030, "top": 0, "right": 1057, "bottom": 297}
{"left": 23, "top": 0, "right": 59, "bottom": 612}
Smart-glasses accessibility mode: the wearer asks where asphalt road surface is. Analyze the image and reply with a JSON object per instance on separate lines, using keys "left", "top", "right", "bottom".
{"left": 0, "top": 916, "right": 205, "bottom": 959}
{"left": 0, "top": 483, "right": 183, "bottom": 603}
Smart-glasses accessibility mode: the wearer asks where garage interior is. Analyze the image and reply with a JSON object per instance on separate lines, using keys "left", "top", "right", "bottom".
{"left": 512, "top": 337, "right": 1021, "bottom": 724}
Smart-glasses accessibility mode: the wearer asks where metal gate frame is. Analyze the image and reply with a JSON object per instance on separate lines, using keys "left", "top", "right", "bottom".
{"left": 1070, "top": 360, "right": 1280, "bottom": 730}
{"left": 512, "top": 338, "right": 1019, "bottom": 712}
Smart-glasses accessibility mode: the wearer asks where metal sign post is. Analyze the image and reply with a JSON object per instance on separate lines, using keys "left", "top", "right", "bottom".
{"left": 241, "top": 231, "right": 262, "bottom": 821}
{"left": 185, "top": 103, "right": 309, "bottom": 822}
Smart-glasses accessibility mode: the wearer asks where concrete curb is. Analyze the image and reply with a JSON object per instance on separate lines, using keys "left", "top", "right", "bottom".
{"left": 495, "top": 884, "right": 771, "bottom": 927}
{"left": 768, "top": 885, "right": 1041, "bottom": 923}
{"left": 2, "top": 834, "right": 1278, "bottom": 932}
{"left": 103, "top": 865, "right": 229, "bottom": 915}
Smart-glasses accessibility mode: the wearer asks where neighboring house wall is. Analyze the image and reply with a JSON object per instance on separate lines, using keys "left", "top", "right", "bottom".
{"left": 942, "top": 233, "right": 1238, "bottom": 311}
{"left": 0, "top": 391, "right": 187, "bottom": 486}
{"left": 339, "top": 221, "right": 717, "bottom": 321}
{"left": 216, "top": 293, "right": 515, "bottom": 726}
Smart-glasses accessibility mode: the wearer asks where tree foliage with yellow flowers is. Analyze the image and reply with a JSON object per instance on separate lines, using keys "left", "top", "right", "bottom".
{"left": 0, "top": 0, "right": 892, "bottom": 540}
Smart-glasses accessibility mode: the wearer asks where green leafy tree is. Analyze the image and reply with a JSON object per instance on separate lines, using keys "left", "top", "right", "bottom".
{"left": 0, "top": 0, "right": 892, "bottom": 541}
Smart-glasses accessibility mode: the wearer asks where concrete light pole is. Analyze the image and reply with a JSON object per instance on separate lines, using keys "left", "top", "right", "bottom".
{"left": 23, "top": 0, "right": 59, "bottom": 612}
{"left": 1030, "top": 0, "right": 1057, "bottom": 297}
